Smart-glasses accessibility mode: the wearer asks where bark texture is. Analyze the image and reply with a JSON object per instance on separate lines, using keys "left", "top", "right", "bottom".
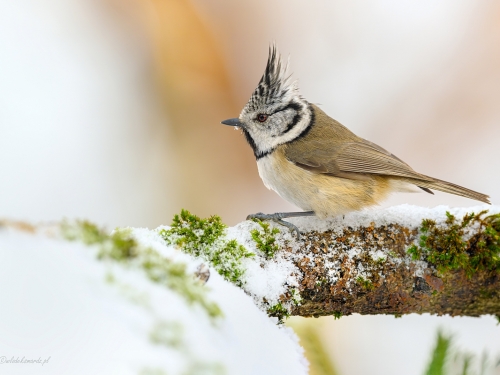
{"left": 275, "top": 219, "right": 500, "bottom": 318}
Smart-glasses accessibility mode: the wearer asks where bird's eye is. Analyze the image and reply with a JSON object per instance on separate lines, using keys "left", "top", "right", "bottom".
{"left": 257, "top": 114, "right": 268, "bottom": 122}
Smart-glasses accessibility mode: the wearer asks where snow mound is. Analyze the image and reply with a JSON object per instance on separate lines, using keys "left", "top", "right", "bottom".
{"left": 0, "top": 226, "right": 308, "bottom": 375}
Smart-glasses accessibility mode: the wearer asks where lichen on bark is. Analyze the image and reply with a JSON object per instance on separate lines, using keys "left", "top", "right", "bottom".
{"left": 277, "top": 210, "right": 500, "bottom": 318}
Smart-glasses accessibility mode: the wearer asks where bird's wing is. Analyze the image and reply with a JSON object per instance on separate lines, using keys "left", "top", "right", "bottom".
{"left": 284, "top": 137, "right": 427, "bottom": 181}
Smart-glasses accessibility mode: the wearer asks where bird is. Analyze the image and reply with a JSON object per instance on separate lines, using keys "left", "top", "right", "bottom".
{"left": 221, "top": 46, "right": 490, "bottom": 237}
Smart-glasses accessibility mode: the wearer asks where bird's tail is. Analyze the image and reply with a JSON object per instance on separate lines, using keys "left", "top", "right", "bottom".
{"left": 411, "top": 175, "right": 490, "bottom": 204}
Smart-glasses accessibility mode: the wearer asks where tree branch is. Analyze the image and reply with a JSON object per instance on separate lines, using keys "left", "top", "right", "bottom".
{"left": 271, "top": 207, "right": 500, "bottom": 318}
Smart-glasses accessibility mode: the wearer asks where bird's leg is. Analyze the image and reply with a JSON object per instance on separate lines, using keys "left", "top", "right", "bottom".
{"left": 246, "top": 211, "right": 315, "bottom": 238}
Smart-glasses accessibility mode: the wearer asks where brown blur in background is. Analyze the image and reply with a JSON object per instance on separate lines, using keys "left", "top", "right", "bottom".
{"left": 1, "top": 1, "right": 499, "bottom": 374}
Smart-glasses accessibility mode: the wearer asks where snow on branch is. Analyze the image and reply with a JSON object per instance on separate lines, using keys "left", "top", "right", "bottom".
{"left": 162, "top": 205, "right": 500, "bottom": 321}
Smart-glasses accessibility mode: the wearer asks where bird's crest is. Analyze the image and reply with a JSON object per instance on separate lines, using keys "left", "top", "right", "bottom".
{"left": 243, "top": 45, "right": 298, "bottom": 113}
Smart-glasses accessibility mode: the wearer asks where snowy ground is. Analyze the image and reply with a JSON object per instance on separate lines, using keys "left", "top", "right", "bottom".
{"left": 0, "top": 225, "right": 308, "bottom": 375}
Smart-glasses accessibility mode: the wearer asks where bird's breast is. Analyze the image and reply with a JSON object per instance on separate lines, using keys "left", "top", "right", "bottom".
{"left": 256, "top": 148, "right": 396, "bottom": 217}
{"left": 256, "top": 151, "right": 312, "bottom": 210}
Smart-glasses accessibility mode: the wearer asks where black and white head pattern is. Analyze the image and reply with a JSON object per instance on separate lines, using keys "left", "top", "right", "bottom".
{"left": 239, "top": 46, "right": 313, "bottom": 159}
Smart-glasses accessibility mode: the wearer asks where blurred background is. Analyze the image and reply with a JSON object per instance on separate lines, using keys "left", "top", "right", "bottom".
{"left": 1, "top": 0, "right": 499, "bottom": 374}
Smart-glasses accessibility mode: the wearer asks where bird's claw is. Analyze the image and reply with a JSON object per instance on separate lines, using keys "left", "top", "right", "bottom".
{"left": 246, "top": 213, "right": 301, "bottom": 239}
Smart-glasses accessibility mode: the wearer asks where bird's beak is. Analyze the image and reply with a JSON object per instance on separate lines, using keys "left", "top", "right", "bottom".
{"left": 221, "top": 118, "right": 244, "bottom": 127}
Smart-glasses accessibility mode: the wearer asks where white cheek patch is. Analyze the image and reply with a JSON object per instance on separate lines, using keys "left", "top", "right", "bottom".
{"left": 239, "top": 95, "right": 311, "bottom": 158}
{"left": 258, "top": 107, "right": 311, "bottom": 153}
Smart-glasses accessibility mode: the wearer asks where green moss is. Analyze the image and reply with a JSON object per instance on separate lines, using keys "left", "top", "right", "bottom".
{"left": 407, "top": 245, "right": 421, "bottom": 260}
{"left": 479, "top": 288, "right": 495, "bottom": 299}
{"left": 290, "top": 288, "right": 302, "bottom": 306}
{"left": 149, "top": 321, "right": 184, "bottom": 349}
{"left": 356, "top": 276, "right": 374, "bottom": 291}
{"left": 407, "top": 211, "right": 500, "bottom": 276}
{"left": 163, "top": 209, "right": 226, "bottom": 252}
{"left": 61, "top": 219, "right": 108, "bottom": 245}
{"left": 250, "top": 219, "right": 280, "bottom": 258}
{"left": 333, "top": 311, "right": 343, "bottom": 320}
{"left": 142, "top": 247, "right": 222, "bottom": 318}
{"left": 268, "top": 302, "right": 290, "bottom": 323}
{"left": 62, "top": 220, "right": 222, "bottom": 319}
{"left": 101, "top": 229, "right": 139, "bottom": 261}
{"left": 160, "top": 210, "right": 254, "bottom": 287}
{"left": 105, "top": 272, "right": 115, "bottom": 284}
{"left": 147, "top": 320, "right": 226, "bottom": 375}
{"left": 61, "top": 221, "right": 138, "bottom": 260}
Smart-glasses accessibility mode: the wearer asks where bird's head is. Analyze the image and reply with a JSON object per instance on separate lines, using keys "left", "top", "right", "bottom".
{"left": 222, "top": 46, "right": 312, "bottom": 159}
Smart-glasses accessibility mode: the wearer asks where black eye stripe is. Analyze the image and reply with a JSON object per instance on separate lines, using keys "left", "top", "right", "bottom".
{"left": 270, "top": 102, "right": 302, "bottom": 115}
{"left": 282, "top": 112, "right": 303, "bottom": 134}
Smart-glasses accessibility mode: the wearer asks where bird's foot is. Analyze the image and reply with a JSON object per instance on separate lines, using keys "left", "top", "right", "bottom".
{"left": 246, "top": 212, "right": 301, "bottom": 239}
